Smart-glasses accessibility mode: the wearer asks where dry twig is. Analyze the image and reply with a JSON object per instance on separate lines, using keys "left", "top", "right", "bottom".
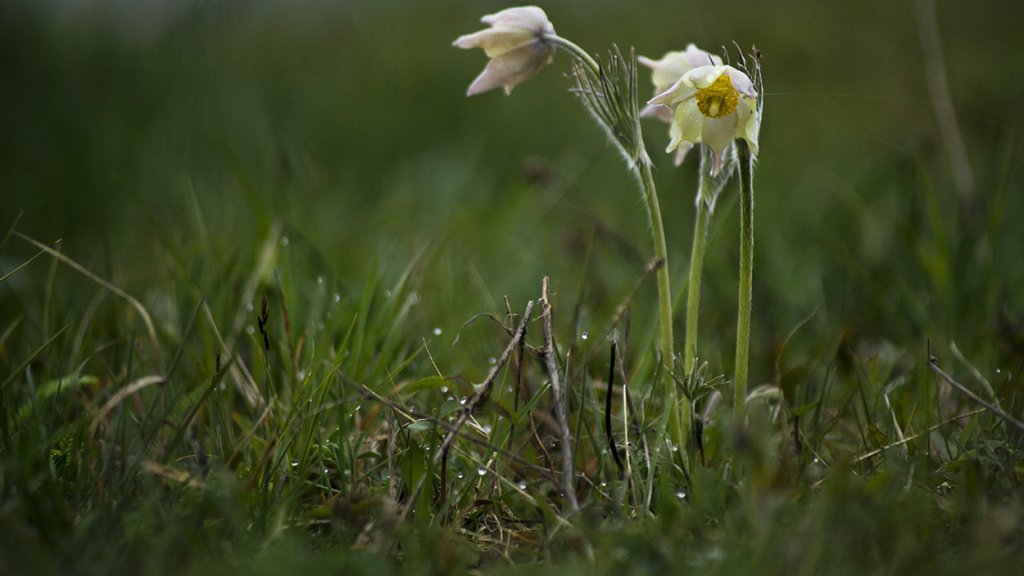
{"left": 928, "top": 344, "right": 1024, "bottom": 433}
{"left": 401, "top": 299, "right": 537, "bottom": 520}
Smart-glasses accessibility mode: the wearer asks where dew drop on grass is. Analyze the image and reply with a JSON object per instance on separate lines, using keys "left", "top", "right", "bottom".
{"left": 246, "top": 325, "right": 256, "bottom": 335}
{"left": 676, "top": 491, "right": 687, "bottom": 500}
{"left": 476, "top": 467, "right": 487, "bottom": 477}
{"left": 460, "top": 396, "right": 467, "bottom": 405}
{"left": 280, "top": 236, "right": 289, "bottom": 246}
{"left": 581, "top": 331, "right": 589, "bottom": 341}
{"left": 517, "top": 481, "right": 527, "bottom": 490}
{"left": 488, "top": 357, "right": 497, "bottom": 365}
{"left": 333, "top": 293, "right": 341, "bottom": 303}
{"left": 457, "top": 471, "right": 465, "bottom": 479}
{"left": 384, "top": 289, "right": 392, "bottom": 298}
{"left": 440, "top": 385, "right": 449, "bottom": 394}
{"left": 433, "top": 327, "right": 443, "bottom": 336}
{"left": 599, "top": 481, "right": 608, "bottom": 488}
{"left": 482, "top": 424, "right": 492, "bottom": 434}
{"left": 317, "top": 275, "right": 324, "bottom": 285}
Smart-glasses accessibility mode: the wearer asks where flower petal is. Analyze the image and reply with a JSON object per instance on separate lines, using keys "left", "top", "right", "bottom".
{"left": 725, "top": 66, "right": 757, "bottom": 98}
{"left": 666, "top": 100, "right": 704, "bottom": 153}
{"left": 701, "top": 113, "right": 738, "bottom": 154}
{"left": 481, "top": 6, "right": 553, "bottom": 34}
{"left": 681, "top": 44, "right": 723, "bottom": 68}
{"left": 683, "top": 65, "right": 729, "bottom": 89}
{"left": 639, "top": 52, "right": 693, "bottom": 91}
{"left": 639, "top": 45, "right": 723, "bottom": 92}
{"left": 673, "top": 142, "right": 695, "bottom": 166}
{"left": 735, "top": 97, "right": 760, "bottom": 154}
{"left": 465, "top": 42, "right": 552, "bottom": 96}
{"left": 649, "top": 76, "right": 697, "bottom": 107}
{"left": 640, "top": 103, "right": 674, "bottom": 123}
{"left": 453, "top": 28, "right": 532, "bottom": 58}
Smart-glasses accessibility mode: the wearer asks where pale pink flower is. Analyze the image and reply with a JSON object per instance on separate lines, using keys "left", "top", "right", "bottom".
{"left": 453, "top": 6, "right": 556, "bottom": 96}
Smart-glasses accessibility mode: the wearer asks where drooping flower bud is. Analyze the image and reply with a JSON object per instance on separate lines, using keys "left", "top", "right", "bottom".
{"left": 453, "top": 6, "right": 556, "bottom": 96}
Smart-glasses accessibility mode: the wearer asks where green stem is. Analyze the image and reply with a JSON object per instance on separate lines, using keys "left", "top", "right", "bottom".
{"left": 545, "top": 35, "right": 601, "bottom": 75}
{"left": 684, "top": 178, "right": 713, "bottom": 377}
{"left": 555, "top": 36, "right": 688, "bottom": 464}
{"left": 734, "top": 141, "right": 755, "bottom": 426}
{"left": 637, "top": 154, "right": 688, "bottom": 458}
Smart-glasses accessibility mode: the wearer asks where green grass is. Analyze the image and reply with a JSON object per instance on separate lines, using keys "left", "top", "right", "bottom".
{"left": 2, "top": 0, "right": 1024, "bottom": 574}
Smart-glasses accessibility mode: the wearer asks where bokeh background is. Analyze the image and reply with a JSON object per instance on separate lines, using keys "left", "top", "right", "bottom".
{"left": 3, "top": 0, "right": 1023, "bottom": 382}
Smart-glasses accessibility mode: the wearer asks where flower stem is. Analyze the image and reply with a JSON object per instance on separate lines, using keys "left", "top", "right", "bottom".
{"left": 637, "top": 153, "right": 687, "bottom": 460}
{"left": 546, "top": 35, "right": 601, "bottom": 75}
{"left": 684, "top": 177, "right": 713, "bottom": 378}
{"left": 563, "top": 41, "right": 687, "bottom": 466}
{"left": 734, "top": 140, "right": 755, "bottom": 426}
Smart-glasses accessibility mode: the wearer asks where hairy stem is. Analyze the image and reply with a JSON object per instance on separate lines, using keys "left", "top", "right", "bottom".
{"left": 734, "top": 141, "right": 755, "bottom": 426}
{"left": 565, "top": 44, "right": 687, "bottom": 465}
{"left": 637, "top": 154, "right": 687, "bottom": 458}
{"left": 546, "top": 35, "right": 601, "bottom": 75}
{"left": 684, "top": 177, "right": 713, "bottom": 377}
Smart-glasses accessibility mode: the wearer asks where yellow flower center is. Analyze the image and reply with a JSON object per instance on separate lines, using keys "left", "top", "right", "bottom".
{"left": 695, "top": 73, "right": 738, "bottom": 119}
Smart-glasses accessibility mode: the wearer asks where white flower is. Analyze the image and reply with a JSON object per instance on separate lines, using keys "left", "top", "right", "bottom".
{"left": 453, "top": 6, "right": 556, "bottom": 96}
{"left": 639, "top": 45, "right": 723, "bottom": 165}
{"left": 639, "top": 45, "right": 723, "bottom": 121}
{"left": 649, "top": 64, "right": 760, "bottom": 175}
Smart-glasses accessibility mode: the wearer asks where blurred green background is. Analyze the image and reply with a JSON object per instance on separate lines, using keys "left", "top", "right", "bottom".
{"left": 3, "top": 0, "right": 1023, "bottom": 380}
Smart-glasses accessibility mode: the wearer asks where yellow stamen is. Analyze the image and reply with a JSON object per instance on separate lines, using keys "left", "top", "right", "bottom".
{"left": 695, "top": 73, "right": 738, "bottom": 119}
